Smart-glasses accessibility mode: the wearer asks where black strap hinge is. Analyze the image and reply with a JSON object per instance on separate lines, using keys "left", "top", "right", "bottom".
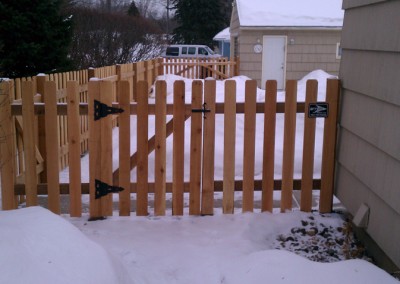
{"left": 95, "top": 179, "right": 124, "bottom": 199}
{"left": 94, "top": 100, "right": 124, "bottom": 121}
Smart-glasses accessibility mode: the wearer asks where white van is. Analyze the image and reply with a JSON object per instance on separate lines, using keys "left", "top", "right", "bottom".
{"left": 162, "top": 44, "right": 221, "bottom": 58}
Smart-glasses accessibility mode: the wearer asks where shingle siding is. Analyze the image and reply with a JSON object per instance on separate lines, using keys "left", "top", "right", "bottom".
{"left": 235, "top": 29, "right": 341, "bottom": 85}
{"left": 337, "top": 0, "right": 400, "bottom": 268}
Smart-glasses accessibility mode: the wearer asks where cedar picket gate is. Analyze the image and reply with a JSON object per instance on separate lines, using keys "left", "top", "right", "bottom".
{"left": 0, "top": 76, "right": 340, "bottom": 218}
{"left": 0, "top": 56, "right": 339, "bottom": 218}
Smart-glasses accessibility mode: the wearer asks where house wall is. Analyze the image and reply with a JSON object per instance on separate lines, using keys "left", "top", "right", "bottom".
{"left": 337, "top": 0, "right": 400, "bottom": 268}
{"left": 229, "top": 3, "right": 240, "bottom": 59}
{"left": 230, "top": 1, "right": 342, "bottom": 88}
{"left": 229, "top": 3, "right": 341, "bottom": 88}
{"left": 236, "top": 30, "right": 341, "bottom": 87}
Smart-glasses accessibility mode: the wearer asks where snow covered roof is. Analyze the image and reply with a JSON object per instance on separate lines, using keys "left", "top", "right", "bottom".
{"left": 235, "top": 0, "right": 343, "bottom": 28}
{"left": 213, "top": 27, "right": 230, "bottom": 41}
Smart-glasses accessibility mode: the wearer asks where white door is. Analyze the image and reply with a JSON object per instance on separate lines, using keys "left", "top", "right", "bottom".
{"left": 261, "top": 36, "right": 287, "bottom": 90}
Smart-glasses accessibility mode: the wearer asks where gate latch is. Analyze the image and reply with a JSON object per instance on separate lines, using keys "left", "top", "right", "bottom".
{"left": 95, "top": 179, "right": 124, "bottom": 199}
{"left": 192, "top": 103, "right": 211, "bottom": 118}
{"left": 94, "top": 99, "right": 124, "bottom": 121}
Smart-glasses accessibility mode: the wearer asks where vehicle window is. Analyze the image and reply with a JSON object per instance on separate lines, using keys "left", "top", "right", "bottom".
{"left": 199, "top": 47, "right": 208, "bottom": 55}
{"left": 182, "top": 47, "right": 187, "bottom": 55}
{"left": 166, "top": 47, "right": 179, "bottom": 56}
{"left": 205, "top": 46, "right": 214, "bottom": 55}
{"left": 188, "top": 47, "right": 196, "bottom": 55}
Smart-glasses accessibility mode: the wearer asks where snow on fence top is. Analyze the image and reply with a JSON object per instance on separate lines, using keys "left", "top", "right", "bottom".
{"left": 236, "top": 0, "right": 344, "bottom": 27}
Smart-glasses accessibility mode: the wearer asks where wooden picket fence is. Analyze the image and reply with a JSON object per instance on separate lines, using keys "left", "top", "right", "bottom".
{"left": 0, "top": 74, "right": 340, "bottom": 218}
{"left": 0, "top": 57, "right": 238, "bottom": 187}
{"left": 162, "top": 57, "right": 239, "bottom": 80}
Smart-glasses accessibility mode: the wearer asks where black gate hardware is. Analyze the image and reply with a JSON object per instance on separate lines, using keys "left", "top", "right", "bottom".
{"left": 94, "top": 99, "right": 124, "bottom": 121}
{"left": 95, "top": 179, "right": 124, "bottom": 199}
{"left": 192, "top": 103, "right": 211, "bottom": 118}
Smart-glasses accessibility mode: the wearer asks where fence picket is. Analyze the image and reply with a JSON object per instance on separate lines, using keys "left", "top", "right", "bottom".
{"left": 189, "top": 80, "right": 203, "bottom": 215}
{"left": 67, "top": 81, "right": 82, "bottom": 217}
{"left": 22, "top": 81, "right": 38, "bottom": 206}
{"left": 88, "top": 81, "right": 102, "bottom": 218}
{"left": 44, "top": 81, "right": 60, "bottom": 214}
{"left": 172, "top": 81, "right": 185, "bottom": 216}
{"left": 155, "top": 81, "right": 167, "bottom": 216}
{"left": 118, "top": 81, "right": 131, "bottom": 216}
{"left": 281, "top": 80, "right": 298, "bottom": 212}
{"left": 300, "top": 80, "right": 318, "bottom": 212}
{"left": 242, "top": 80, "right": 257, "bottom": 212}
{"left": 223, "top": 80, "right": 236, "bottom": 214}
{"left": 320, "top": 79, "right": 340, "bottom": 213}
{"left": 0, "top": 81, "right": 17, "bottom": 210}
{"left": 36, "top": 75, "right": 47, "bottom": 183}
{"left": 262, "top": 80, "right": 277, "bottom": 212}
{"left": 201, "top": 80, "right": 216, "bottom": 215}
{"left": 136, "top": 81, "right": 149, "bottom": 216}
{"left": 99, "top": 81, "right": 114, "bottom": 216}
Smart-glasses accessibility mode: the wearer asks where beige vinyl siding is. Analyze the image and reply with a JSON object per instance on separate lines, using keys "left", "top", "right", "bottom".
{"left": 229, "top": 4, "right": 240, "bottom": 58}
{"left": 237, "top": 30, "right": 341, "bottom": 87}
{"left": 337, "top": 0, "right": 400, "bottom": 267}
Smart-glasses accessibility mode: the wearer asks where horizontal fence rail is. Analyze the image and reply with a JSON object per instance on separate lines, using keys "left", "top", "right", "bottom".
{"left": 1, "top": 76, "right": 340, "bottom": 218}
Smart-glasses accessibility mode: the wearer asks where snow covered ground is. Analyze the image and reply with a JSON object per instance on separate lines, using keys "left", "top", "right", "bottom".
{"left": 1, "top": 206, "right": 398, "bottom": 284}
{"left": 1, "top": 70, "right": 399, "bottom": 283}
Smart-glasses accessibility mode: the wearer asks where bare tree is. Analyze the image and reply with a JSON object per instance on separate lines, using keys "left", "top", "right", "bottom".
{"left": 68, "top": 6, "right": 164, "bottom": 69}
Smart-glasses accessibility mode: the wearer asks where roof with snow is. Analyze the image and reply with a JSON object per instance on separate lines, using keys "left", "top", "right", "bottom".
{"left": 213, "top": 27, "right": 230, "bottom": 41}
{"left": 235, "top": 0, "right": 343, "bottom": 28}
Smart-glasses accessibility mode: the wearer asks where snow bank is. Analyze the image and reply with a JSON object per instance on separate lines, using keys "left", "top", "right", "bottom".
{"left": 67, "top": 212, "right": 399, "bottom": 284}
{"left": 0, "top": 207, "right": 131, "bottom": 284}
{"left": 222, "top": 250, "right": 397, "bottom": 284}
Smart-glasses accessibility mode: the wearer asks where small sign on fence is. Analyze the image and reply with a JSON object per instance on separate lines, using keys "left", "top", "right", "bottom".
{"left": 308, "top": 103, "right": 329, "bottom": 118}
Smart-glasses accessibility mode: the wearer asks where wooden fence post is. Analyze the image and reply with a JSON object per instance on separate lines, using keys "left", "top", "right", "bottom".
{"left": 223, "top": 80, "right": 236, "bottom": 214}
{"left": 36, "top": 74, "right": 47, "bottom": 183}
{"left": 88, "top": 80, "right": 102, "bottom": 219}
{"left": 0, "top": 81, "right": 17, "bottom": 210}
{"left": 44, "top": 81, "right": 60, "bottom": 214}
{"left": 201, "top": 80, "right": 216, "bottom": 215}
{"left": 242, "top": 80, "right": 257, "bottom": 212}
{"left": 22, "top": 81, "right": 38, "bottom": 206}
{"left": 281, "top": 80, "right": 297, "bottom": 212}
{"left": 132, "top": 63, "right": 138, "bottom": 101}
{"left": 100, "top": 81, "right": 114, "bottom": 216}
{"left": 118, "top": 80, "right": 131, "bottom": 216}
{"left": 136, "top": 81, "right": 149, "bottom": 216}
{"left": 320, "top": 79, "right": 340, "bottom": 213}
{"left": 189, "top": 80, "right": 203, "bottom": 215}
{"left": 300, "top": 80, "right": 318, "bottom": 212}
{"left": 172, "top": 81, "right": 185, "bottom": 216}
{"left": 154, "top": 81, "right": 167, "bottom": 216}
{"left": 158, "top": 58, "right": 164, "bottom": 76}
{"left": 67, "top": 81, "right": 82, "bottom": 217}
{"left": 262, "top": 80, "right": 277, "bottom": 212}
{"left": 88, "top": 67, "right": 95, "bottom": 80}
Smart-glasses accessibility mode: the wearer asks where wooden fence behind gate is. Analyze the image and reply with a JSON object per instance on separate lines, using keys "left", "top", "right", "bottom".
{"left": 0, "top": 57, "right": 238, "bottom": 195}
{"left": 1, "top": 76, "right": 340, "bottom": 218}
